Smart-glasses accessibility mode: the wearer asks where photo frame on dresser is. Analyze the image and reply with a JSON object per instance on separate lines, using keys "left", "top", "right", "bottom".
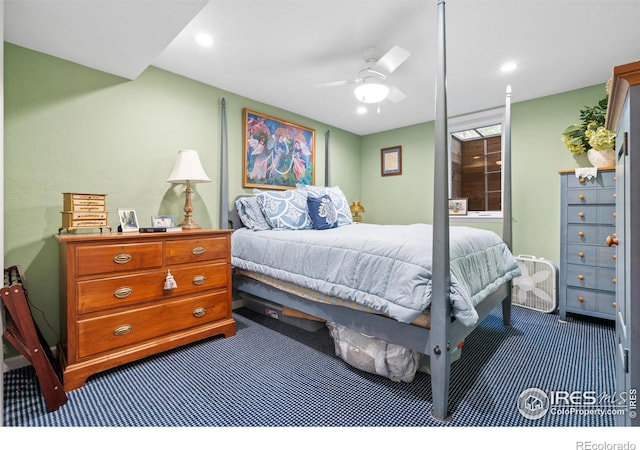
{"left": 118, "top": 208, "right": 139, "bottom": 232}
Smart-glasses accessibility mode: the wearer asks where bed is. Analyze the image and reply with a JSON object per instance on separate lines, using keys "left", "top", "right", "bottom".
{"left": 218, "top": 0, "right": 518, "bottom": 421}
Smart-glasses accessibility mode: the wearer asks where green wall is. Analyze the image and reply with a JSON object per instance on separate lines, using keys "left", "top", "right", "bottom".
{"left": 359, "top": 84, "right": 606, "bottom": 266}
{"left": 3, "top": 42, "right": 607, "bottom": 359}
{"left": 3, "top": 43, "right": 360, "bottom": 357}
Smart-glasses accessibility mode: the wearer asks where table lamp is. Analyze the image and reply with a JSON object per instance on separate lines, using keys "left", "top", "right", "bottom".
{"left": 166, "top": 149, "right": 211, "bottom": 229}
{"left": 350, "top": 201, "right": 365, "bottom": 222}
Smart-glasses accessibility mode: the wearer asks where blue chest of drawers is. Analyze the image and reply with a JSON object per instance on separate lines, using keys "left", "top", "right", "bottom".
{"left": 559, "top": 168, "right": 617, "bottom": 321}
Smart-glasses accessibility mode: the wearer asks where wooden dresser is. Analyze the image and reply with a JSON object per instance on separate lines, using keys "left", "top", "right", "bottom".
{"left": 558, "top": 168, "right": 617, "bottom": 321}
{"left": 55, "top": 229, "right": 235, "bottom": 391}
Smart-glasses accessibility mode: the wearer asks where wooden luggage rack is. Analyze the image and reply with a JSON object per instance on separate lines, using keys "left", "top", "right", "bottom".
{"left": 2, "top": 265, "right": 67, "bottom": 412}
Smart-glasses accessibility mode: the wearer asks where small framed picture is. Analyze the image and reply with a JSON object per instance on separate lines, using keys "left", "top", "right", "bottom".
{"left": 381, "top": 146, "right": 402, "bottom": 177}
{"left": 118, "top": 208, "right": 139, "bottom": 232}
{"left": 448, "top": 198, "right": 468, "bottom": 216}
{"left": 151, "top": 215, "right": 174, "bottom": 227}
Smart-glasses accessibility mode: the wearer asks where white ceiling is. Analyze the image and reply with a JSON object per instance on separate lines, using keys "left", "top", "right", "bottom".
{"left": 5, "top": 0, "right": 640, "bottom": 136}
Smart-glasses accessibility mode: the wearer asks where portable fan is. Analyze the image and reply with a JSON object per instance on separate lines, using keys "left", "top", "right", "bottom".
{"left": 511, "top": 255, "right": 558, "bottom": 313}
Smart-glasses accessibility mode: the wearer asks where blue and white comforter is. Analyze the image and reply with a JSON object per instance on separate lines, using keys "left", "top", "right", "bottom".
{"left": 231, "top": 223, "right": 521, "bottom": 327}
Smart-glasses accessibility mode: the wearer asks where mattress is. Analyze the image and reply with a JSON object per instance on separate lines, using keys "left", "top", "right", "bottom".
{"left": 231, "top": 223, "right": 521, "bottom": 327}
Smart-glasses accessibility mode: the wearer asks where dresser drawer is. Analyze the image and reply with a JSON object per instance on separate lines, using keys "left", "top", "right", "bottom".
{"left": 165, "top": 237, "right": 228, "bottom": 265}
{"left": 77, "top": 270, "right": 166, "bottom": 314}
{"left": 566, "top": 287, "right": 596, "bottom": 311}
{"left": 76, "top": 242, "right": 163, "bottom": 277}
{"left": 595, "top": 291, "right": 616, "bottom": 315}
{"left": 77, "top": 263, "right": 229, "bottom": 314}
{"left": 566, "top": 264, "right": 597, "bottom": 289}
{"left": 566, "top": 224, "right": 615, "bottom": 245}
{"left": 566, "top": 171, "right": 615, "bottom": 189}
{"left": 597, "top": 267, "right": 616, "bottom": 292}
{"left": 169, "top": 262, "right": 229, "bottom": 295}
{"left": 76, "top": 290, "right": 229, "bottom": 359}
{"left": 597, "top": 188, "right": 616, "bottom": 204}
{"left": 566, "top": 244, "right": 597, "bottom": 266}
{"left": 596, "top": 246, "right": 617, "bottom": 268}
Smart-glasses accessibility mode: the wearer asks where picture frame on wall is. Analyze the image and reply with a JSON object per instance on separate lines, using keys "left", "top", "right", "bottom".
{"left": 118, "top": 208, "right": 139, "bottom": 232}
{"left": 243, "top": 108, "right": 316, "bottom": 190}
{"left": 381, "top": 146, "right": 402, "bottom": 176}
{"left": 448, "top": 198, "right": 468, "bottom": 216}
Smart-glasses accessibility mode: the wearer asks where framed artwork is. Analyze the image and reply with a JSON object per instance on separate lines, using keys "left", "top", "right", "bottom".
{"left": 381, "top": 146, "right": 402, "bottom": 176}
{"left": 118, "top": 208, "right": 139, "bottom": 232}
{"left": 243, "top": 108, "right": 315, "bottom": 190}
{"left": 151, "top": 215, "right": 174, "bottom": 227}
{"left": 448, "top": 198, "right": 468, "bottom": 216}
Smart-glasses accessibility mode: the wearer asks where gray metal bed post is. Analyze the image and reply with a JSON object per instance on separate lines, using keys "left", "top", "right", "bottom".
{"left": 219, "top": 98, "right": 229, "bottom": 229}
{"left": 430, "top": 0, "right": 452, "bottom": 422}
{"left": 325, "top": 130, "right": 331, "bottom": 186}
{"left": 501, "top": 86, "right": 513, "bottom": 325}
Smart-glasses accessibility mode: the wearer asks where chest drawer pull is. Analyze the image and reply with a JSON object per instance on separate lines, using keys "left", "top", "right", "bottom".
{"left": 578, "top": 211, "right": 585, "bottom": 218}
{"left": 193, "top": 307, "right": 207, "bottom": 318}
{"left": 578, "top": 194, "right": 585, "bottom": 200}
{"left": 578, "top": 252, "right": 585, "bottom": 258}
{"left": 578, "top": 296, "right": 585, "bottom": 303}
{"left": 578, "top": 274, "right": 585, "bottom": 281}
{"left": 113, "top": 253, "right": 132, "bottom": 264}
{"left": 192, "top": 246, "right": 206, "bottom": 256}
{"left": 578, "top": 231, "right": 585, "bottom": 237}
{"left": 114, "top": 287, "right": 133, "bottom": 299}
{"left": 193, "top": 275, "right": 206, "bottom": 286}
{"left": 114, "top": 324, "right": 132, "bottom": 336}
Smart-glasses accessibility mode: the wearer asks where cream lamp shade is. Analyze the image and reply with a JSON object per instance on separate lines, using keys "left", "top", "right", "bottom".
{"left": 166, "top": 149, "right": 211, "bottom": 183}
{"left": 167, "top": 149, "right": 211, "bottom": 229}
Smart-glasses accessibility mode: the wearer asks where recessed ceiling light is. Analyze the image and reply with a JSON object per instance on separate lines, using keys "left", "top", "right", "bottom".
{"left": 500, "top": 61, "right": 517, "bottom": 73}
{"left": 195, "top": 33, "right": 213, "bottom": 47}
{"left": 357, "top": 106, "right": 367, "bottom": 114}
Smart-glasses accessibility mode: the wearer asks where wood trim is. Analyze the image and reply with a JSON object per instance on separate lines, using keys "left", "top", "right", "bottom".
{"left": 606, "top": 60, "right": 640, "bottom": 131}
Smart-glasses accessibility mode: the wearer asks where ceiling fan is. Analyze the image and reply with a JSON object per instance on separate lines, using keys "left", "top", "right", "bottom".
{"left": 317, "top": 45, "right": 410, "bottom": 104}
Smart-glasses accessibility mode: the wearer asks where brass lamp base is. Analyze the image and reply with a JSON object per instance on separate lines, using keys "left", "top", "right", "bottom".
{"left": 178, "top": 181, "right": 201, "bottom": 230}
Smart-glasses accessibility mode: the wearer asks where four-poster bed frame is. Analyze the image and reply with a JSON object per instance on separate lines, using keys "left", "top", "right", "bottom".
{"left": 218, "top": 0, "right": 514, "bottom": 421}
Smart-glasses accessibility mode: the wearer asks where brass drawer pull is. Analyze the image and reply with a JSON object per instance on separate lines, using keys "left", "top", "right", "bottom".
{"left": 578, "top": 194, "right": 585, "bottom": 200}
{"left": 578, "top": 274, "right": 584, "bottom": 281}
{"left": 612, "top": 278, "right": 617, "bottom": 284}
{"left": 578, "top": 231, "right": 585, "bottom": 237}
{"left": 114, "top": 286, "right": 132, "bottom": 299}
{"left": 192, "top": 246, "right": 206, "bottom": 256}
{"left": 578, "top": 252, "right": 585, "bottom": 258}
{"left": 114, "top": 253, "right": 132, "bottom": 264}
{"left": 193, "top": 307, "right": 206, "bottom": 318}
{"left": 193, "top": 275, "right": 206, "bottom": 286}
{"left": 114, "top": 324, "right": 132, "bottom": 336}
{"left": 612, "top": 302, "right": 617, "bottom": 308}
{"left": 578, "top": 296, "right": 585, "bottom": 303}
{"left": 578, "top": 212, "right": 585, "bottom": 218}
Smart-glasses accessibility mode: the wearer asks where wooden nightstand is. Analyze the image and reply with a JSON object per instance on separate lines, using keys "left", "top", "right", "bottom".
{"left": 55, "top": 229, "right": 235, "bottom": 391}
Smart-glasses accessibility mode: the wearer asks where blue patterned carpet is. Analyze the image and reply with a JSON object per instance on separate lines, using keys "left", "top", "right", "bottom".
{"left": 3, "top": 305, "right": 616, "bottom": 427}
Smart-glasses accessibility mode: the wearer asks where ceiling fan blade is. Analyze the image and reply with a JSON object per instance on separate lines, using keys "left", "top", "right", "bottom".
{"left": 314, "top": 79, "right": 358, "bottom": 88}
{"left": 376, "top": 45, "right": 410, "bottom": 73}
{"left": 387, "top": 85, "right": 407, "bottom": 103}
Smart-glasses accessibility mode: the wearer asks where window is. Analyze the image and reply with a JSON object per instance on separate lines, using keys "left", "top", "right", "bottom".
{"left": 448, "top": 108, "right": 504, "bottom": 216}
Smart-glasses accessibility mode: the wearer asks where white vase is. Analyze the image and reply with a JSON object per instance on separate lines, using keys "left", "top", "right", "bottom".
{"left": 587, "top": 148, "right": 616, "bottom": 168}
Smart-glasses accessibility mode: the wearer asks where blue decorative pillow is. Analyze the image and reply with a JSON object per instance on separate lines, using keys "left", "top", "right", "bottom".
{"left": 307, "top": 195, "right": 338, "bottom": 230}
{"left": 297, "top": 184, "right": 353, "bottom": 226}
{"left": 235, "top": 196, "right": 271, "bottom": 231}
{"left": 253, "top": 188, "right": 312, "bottom": 230}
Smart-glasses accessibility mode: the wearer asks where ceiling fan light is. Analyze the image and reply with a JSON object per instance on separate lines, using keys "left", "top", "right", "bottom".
{"left": 354, "top": 81, "right": 389, "bottom": 104}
